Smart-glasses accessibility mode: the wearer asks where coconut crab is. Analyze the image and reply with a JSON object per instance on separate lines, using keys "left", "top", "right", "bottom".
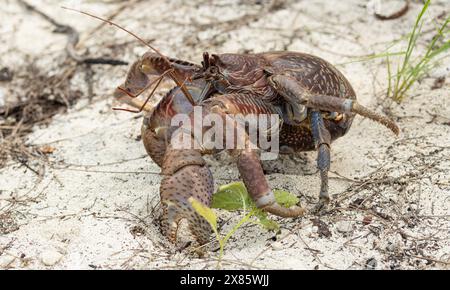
{"left": 114, "top": 50, "right": 399, "bottom": 244}
{"left": 61, "top": 7, "right": 398, "bottom": 244}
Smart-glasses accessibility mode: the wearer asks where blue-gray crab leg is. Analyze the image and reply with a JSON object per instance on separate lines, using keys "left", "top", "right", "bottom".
{"left": 310, "top": 110, "right": 332, "bottom": 210}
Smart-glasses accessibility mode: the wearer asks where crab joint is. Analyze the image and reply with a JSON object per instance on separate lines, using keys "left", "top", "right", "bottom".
{"left": 254, "top": 191, "right": 276, "bottom": 208}
{"left": 307, "top": 95, "right": 400, "bottom": 135}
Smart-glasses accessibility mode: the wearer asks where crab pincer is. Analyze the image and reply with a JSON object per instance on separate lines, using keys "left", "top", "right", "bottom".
{"left": 137, "top": 89, "right": 301, "bottom": 244}
{"left": 160, "top": 146, "right": 214, "bottom": 244}
{"left": 138, "top": 81, "right": 214, "bottom": 244}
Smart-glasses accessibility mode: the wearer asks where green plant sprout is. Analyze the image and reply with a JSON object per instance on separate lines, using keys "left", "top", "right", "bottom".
{"left": 387, "top": 0, "right": 449, "bottom": 102}
{"left": 337, "top": 1, "right": 449, "bottom": 103}
{"left": 189, "top": 182, "right": 299, "bottom": 263}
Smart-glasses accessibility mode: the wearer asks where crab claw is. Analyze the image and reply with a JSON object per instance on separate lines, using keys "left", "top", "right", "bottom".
{"left": 261, "top": 194, "right": 307, "bottom": 218}
{"left": 237, "top": 150, "right": 306, "bottom": 218}
{"left": 160, "top": 147, "right": 214, "bottom": 244}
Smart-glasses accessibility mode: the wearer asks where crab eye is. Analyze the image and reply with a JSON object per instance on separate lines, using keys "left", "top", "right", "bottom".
{"left": 209, "top": 66, "right": 218, "bottom": 74}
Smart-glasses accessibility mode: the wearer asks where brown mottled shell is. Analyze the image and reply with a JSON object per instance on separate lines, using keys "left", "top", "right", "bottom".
{"left": 259, "top": 52, "right": 357, "bottom": 149}
{"left": 261, "top": 52, "right": 356, "bottom": 100}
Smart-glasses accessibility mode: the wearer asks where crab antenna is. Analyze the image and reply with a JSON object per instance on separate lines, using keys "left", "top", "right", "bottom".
{"left": 61, "top": 7, "right": 165, "bottom": 56}
{"left": 61, "top": 6, "right": 196, "bottom": 106}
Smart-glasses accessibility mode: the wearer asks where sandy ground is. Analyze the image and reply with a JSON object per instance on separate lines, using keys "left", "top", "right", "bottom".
{"left": 0, "top": 0, "right": 449, "bottom": 269}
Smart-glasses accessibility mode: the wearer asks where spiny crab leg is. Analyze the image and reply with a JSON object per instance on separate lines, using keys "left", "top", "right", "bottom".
{"left": 160, "top": 145, "right": 214, "bottom": 245}
{"left": 270, "top": 75, "right": 400, "bottom": 135}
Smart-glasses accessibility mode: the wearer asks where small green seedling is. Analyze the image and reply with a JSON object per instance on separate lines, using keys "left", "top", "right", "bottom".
{"left": 212, "top": 182, "right": 299, "bottom": 231}
{"left": 189, "top": 182, "right": 300, "bottom": 262}
{"left": 189, "top": 196, "right": 256, "bottom": 264}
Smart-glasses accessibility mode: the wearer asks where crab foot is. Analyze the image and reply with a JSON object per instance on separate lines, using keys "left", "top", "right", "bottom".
{"left": 312, "top": 195, "right": 331, "bottom": 215}
{"left": 310, "top": 111, "right": 332, "bottom": 216}
{"left": 160, "top": 148, "right": 214, "bottom": 245}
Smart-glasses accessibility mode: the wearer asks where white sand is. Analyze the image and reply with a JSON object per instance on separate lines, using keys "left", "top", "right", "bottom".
{"left": 0, "top": 0, "right": 449, "bottom": 269}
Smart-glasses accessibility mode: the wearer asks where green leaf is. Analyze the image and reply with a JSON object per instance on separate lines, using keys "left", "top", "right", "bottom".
{"left": 255, "top": 210, "right": 280, "bottom": 231}
{"left": 189, "top": 197, "right": 217, "bottom": 231}
{"left": 211, "top": 182, "right": 252, "bottom": 211}
{"left": 274, "top": 189, "right": 299, "bottom": 208}
{"left": 212, "top": 182, "right": 300, "bottom": 210}
{"left": 210, "top": 182, "right": 298, "bottom": 232}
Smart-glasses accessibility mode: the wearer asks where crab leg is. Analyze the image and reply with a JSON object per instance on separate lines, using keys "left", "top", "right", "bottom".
{"left": 160, "top": 145, "right": 214, "bottom": 244}
{"left": 204, "top": 94, "right": 306, "bottom": 218}
{"left": 306, "top": 95, "right": 400, "bottom": 135}
{"left": 269, "top": 75, "right": 400, "bottom": 135}
{"left": 310, "top": 110, "right": 332, "bottom": 212}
